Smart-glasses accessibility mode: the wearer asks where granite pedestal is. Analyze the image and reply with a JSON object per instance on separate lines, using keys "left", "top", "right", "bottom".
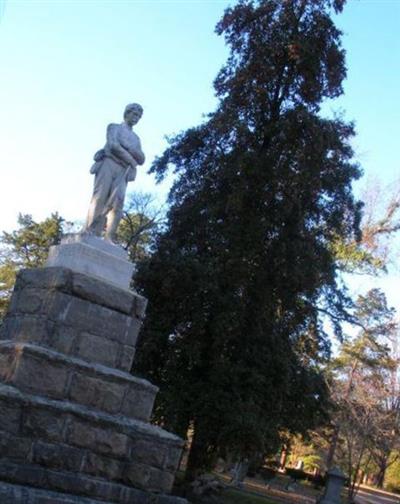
{"left": 46, "top": 234, "right": 135, "bottom": 291}
{"left": 0, "top": 259, "right": 186, "bottom": 503}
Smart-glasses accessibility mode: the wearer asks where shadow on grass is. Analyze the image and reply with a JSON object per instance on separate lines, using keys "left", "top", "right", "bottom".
{"left": 218, "top": 488, "right": 280, "bottom": 504}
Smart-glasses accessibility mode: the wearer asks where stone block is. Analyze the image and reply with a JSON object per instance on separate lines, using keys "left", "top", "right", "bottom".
{"left": 66, "top": 419, "right": 130, "bottom": 458}
{"left": 43, "top": 292, "right": 133, "bottom": 345}
{"left": 82, "top": 452, "right": 123, "bottom": 480}
{"left": 68, "top": 373, "right": 125, "bottom": 414}
{"left": 50, "top": 324, "right": 77, "bottom": 354}
{"left": 130, "top": 438, "right": 166, "bottom": 469}
{"left": 9, "top": 287, "right": 44, "bottom": 314}
{"left": 45, "top": 468, "right": 115, "bottom": 501}
{"left": 0, "top": 344, "right": 69, "bottom": 400}
{"left": 126, "top": 316, "right": 142, "bottom": 346}
{"left": 74, "top": 332, "right": 120, "bottom": 367}
{"left": 0, "top": 349, "right": 15, "bottom": 381}
{"left": 32, "top": 441, "right": 83, "bottom": 472}
{"left": 121, "top": 385, "right": 155, "bottom": 421}
{"left": 71, "top": 272, "right": 135, "bottom": 315}
{"left": 0, "top": 431, "right": 32, "bottom": 462}
{"left": 133, "top": 293, "right": 148, "bottom": 320}
{"left": 0, "top": 460, "right": 48, "bottom": 488}
{"left": 16, "top": 355, "right": 68, "bottom": 400}
{"left": 16, "top": 266, "right": 145, "bottom": 317}
{"left": 17, "top": 267, "right": 72, "bottom": 292}
{"left": 22, "top": 407, "right": 65, "bottom": 443}
{"left": 0, "top": 398, "right": 23, "bottom": 435}
{"left": 123, "top": 461, "right": 174, "bottom": 493}
{"left": 117, "top": 344, "right": 136, "bottom": 372}
{"left": 0, "top": 314, "right": 50, "bottom": 344}
{"left": 165, "top": 446, "right": 184, "bottom": 472}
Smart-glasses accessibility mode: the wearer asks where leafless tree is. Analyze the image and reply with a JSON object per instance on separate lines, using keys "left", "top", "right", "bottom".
{"left": 117, "top": 191, "right": 166, "bottom": 264}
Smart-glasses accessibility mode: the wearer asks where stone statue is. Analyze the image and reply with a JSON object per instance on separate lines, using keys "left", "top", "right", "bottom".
{"left": 84, "top": 103, "right": 145, "bottom": 242}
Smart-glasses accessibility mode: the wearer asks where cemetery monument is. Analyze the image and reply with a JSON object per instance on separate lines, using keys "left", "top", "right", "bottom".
{"left": 0, "top": 104, "right": 187, "bottom": 503}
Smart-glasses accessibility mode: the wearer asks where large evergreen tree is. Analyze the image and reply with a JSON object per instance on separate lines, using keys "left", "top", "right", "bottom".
{"left": 134, "top": 0, "right": 361, "bottom": 477}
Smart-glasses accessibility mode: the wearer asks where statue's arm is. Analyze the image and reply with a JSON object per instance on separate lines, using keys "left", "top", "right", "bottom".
{"left": 127, "top": 138, "right": 145, "bottom": 166}
{"left": 107, "top": 124, "right": 136, "bottom": 166}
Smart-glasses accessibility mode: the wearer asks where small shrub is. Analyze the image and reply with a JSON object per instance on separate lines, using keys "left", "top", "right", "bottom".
{"left": 258, "top": 467, "right": 277, "bottom": 482}
{"left": 308, "top": 473, "right": 326, "bottom": 488}
{"left": 285, "top": 468, "right": 308, "bottom": 481}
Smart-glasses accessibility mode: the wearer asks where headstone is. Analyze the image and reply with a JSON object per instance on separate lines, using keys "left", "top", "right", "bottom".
{"left": 318, "top": 467, "right": 346, "bottom": 504}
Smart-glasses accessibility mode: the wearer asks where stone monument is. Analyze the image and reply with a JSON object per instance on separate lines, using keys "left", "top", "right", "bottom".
{"left": 0, "top": 105, "right": 187, "bottom": 503}
{"left": 318, "top": 467, "right": 346, "bottom": 504}
{"left": 47, "top": 102, "right": 146, "bottom": 289}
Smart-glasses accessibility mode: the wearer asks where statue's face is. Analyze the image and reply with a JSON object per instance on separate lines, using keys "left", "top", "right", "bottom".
{"left": 125, "top": 107, "right": 142, "bottom": 126}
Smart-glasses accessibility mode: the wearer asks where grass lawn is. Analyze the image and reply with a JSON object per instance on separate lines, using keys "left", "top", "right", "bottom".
{"left": 219, "top": 488, "right": 279, "bottom": 504}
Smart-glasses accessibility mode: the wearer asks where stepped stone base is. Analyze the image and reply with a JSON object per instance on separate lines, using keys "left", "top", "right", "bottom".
{"left": 1, "top": 267, "right": 147, "bottom": 371}
{"left": 0, "top": 480, "right": 186, "bottom": 504}
{"left": 0, "top": 342, "right": 157, "bottom": 421}
{"left": 0, "top": 264, "right": 187, "bottom": 503}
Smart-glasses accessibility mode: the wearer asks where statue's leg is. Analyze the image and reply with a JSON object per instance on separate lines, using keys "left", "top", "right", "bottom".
{"left": 84, "top": 162, "right": 112, "bottom": 235}
{"left": 104, "top": 177, "right": 128, "bottom": 242}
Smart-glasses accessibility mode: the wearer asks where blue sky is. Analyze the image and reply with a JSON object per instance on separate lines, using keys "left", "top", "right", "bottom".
{"left": 0, "top": 0, "right": 230, "bottom": 229}
{"left": 0, "top": 0, "right": 399, "bottom": 314}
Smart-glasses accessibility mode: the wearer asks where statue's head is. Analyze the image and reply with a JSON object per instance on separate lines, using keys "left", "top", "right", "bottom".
{"left": 124, "top": 103, "right": 143, "bottom": 126}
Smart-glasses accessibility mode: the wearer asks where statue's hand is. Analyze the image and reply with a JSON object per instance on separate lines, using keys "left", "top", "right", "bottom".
{"left": 93, "top": 149, "right": 105, "bottom": 162}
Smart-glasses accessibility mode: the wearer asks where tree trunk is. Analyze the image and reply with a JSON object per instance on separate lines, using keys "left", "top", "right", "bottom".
{"left": 376, "top": 464, "right": 387, "bottom": 489}
{"left": 326, "top": 426, "right": 340, "bottom": 469}
{"left": 279, "top": 445, "right": 288, "bottom": 470}
{"left": 185, "top": 422, "right": 211, "bottom": 482}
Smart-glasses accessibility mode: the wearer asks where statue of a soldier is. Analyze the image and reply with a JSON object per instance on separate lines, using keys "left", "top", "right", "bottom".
{"left": 84, "top": 103, "right": 145, "bottom": 242}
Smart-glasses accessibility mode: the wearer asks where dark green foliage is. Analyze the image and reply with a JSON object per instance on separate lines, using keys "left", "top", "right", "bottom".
{"left": 0, "top": 213, "right": 65, "bottom": 321}
{"left": 284, "top": 468, "right": 308, "bottom": 481}
{"left": 135, "top": 0, "right": 360, "bottom": 476}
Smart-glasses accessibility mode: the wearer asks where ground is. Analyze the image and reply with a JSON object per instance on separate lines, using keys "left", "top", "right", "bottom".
{"left": 356, "top": 486, "right": 400, "bottom": 504}
{"left": 196, "top": 473, "right": 400, "bottom": 504}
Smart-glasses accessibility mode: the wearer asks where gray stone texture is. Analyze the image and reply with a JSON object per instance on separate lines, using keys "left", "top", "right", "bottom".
{"left": 0, "top": 381, "right": 182, "bottom": 497}
{"left": 0, "top": 342, "right": 157, "bottom": 422}
{"left": 0, "top": 480, "right": 188, "bottom": 504}
{"left": 46, "top": 236, "right": 135, "bottom": 291}
{"left": 1, "top": 267, "right": 147, "bottom": 372}
{"left": 319, "top": 467, "right": 346, "bottom": 504}
{"left": 0, "top": 266, "right": 186, "bottom": 503}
